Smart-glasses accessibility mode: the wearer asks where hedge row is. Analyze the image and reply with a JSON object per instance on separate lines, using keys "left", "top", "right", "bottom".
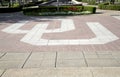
{"left": 0, "top": 7, "right": 22, "bottom": 13}
{"left": 23, "top": 6, "right": 96, "bottom": 15}
{"left": 98, "top": 4, "right": 120, "bottom": 10}
{"left": 0, "top": 5, "right": 96, "bottom": 15}
{"left": 83, "top": 6, "right": 96, "bottom": 13}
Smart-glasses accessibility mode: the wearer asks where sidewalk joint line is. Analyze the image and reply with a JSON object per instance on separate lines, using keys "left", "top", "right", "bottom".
{"left": 55, "top": 51, "right": 58, "bottom": 68}
{"left": 82, "top": 51, "right": 88, "bottom": 67}
{"left": 0, "top": 69, "right": 6, "bottom": 77}
{"left": 90, "top": 69, "right": 95, "bottom": 77}
{"left": 113, "top": 56, "right": 120, "bottom": 65}
{"left": 0, "top": 53, "right": 7, "bottom": 59}
{"left": 21, "top": 52, "right": 32, "bottom": 68}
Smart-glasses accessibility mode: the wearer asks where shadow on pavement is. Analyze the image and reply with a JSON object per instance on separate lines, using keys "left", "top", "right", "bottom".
{"left": 0, "top": 12, "right": 69, "bottom": 24}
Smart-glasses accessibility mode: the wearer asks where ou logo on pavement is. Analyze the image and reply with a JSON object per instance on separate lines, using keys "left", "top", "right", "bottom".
{"left": 2, "top": 19, "right": 119, "bottom": 46}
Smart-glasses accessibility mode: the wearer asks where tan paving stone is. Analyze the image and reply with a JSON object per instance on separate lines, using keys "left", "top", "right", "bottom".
{"left": 0, "top": 53, "right": 30, "bottom": 61}
{"left": 84, "top": 54, "right": 98, "bottom": 58}
{"left": 96, "top": 51, "right": 112, "bottom": 54}
{"left": 0, "top": 70, "right": 4, "bottom": 76}
{"left": 56, "top": 68, "right": 93, "bottom": 77}
{"left": 1, "top": 68, "right": 93, "bottom": 77}
{"left": 92, "top": 67, "right": 120, "bottom": 77}
{"left": 1, "top": 68, "right": 55, "bottom": 77}
{"left": 24, "top": 59, "right": 55, "bottom": 68}
{"left": 24, "top": 52, "right": 56, "bottom": 68}
{"left": 114, "top": 59, "right": 120, "bottom": 64}
{"left": 57, "top": 51, "right": 84, "bottom": 60}
{"left": 57, "top": 59, "right": 86, "bottom": 67}
{"left": 111, "top": 52, "right": 120, "bottom": 58}
{"left": 86, "top": 58, "right": 120, "bottom": 67}
{"left": 3, "top": 67, "right": 120, "bottom": 77}
{"left": 28, "top": 52, "right": 56, "bottom": 60}
{"left": 83, "top": 51, "right": 97, "bottom": 55}
{"left": 0, "top": 53, "right": 30, "bottom": 69}
{"left": 97, "top": 54, "right": 114, "bottom": 58}
{"left": 0, "top": 61, "right": 24, "bottom": 69}
{"left": 0, "top": 53, "right": 4, "bottom": 58}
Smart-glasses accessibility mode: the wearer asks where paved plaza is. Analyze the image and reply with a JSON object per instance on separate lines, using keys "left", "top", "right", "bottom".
{"left": 0, "top": 12, "right": 120, "bottom": 52}
{"left": 0, "top": 10, "right": 120, "bottom": 77}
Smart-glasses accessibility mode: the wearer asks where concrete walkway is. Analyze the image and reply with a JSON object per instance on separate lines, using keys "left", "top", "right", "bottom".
{"left": 1, "top": 67, "right": 120, "bottom": 77}
{"left": 0, "top": 51, "right": 120, "bottom": 77}
{"left": 1, "top": 51, "right": 120, "bottom": 69}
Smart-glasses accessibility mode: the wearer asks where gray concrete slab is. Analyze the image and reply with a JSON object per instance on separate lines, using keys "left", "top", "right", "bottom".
{"left": 86, "top": 58, "right": 120, "bottom": 67}
{"left": 1, "top": 68, "right": 93, "bottom": 77}
{"left": 0, "top": 53, "right": 30, "bottom": 69}
{"left": 96, "top": 51, "right": 112, "bottom": 55}
{"left": 57, "top": 59, "right": 86, "bottom": 67}
{"left": 97, "top": 54, "right": 114, "bottom": 59}
{"left": 0, "top": 53, "right": 30, "bottom": 61}
{"left": 56, "top": 68, "right": 93, "bottom": 77}
{"left": 28, "top": 52, "right": 56, "bottom": 60}
{"left": 0, "top": 53, "right": 4, "bottom": 58}
{"left": 84, "top": 54, "right": 98, "bottom": 58}
{"left": 57, "top": 52, "right": 86, "bottom": 67}
{"left": 24, "top": 59, "right": 55, "bottom": 68}
{"left": 83, "top": 51, "right": 97, "bottom": 55}
{"left": 0, "top": 61, "right": 24, "bottom": 69}
{"left": 57, "top": 51, "right": 84, "bottom": 60}
{"left": 111, "top": 52, "right": 120, "bottom": 58}
{"left": 23, "top": 52, "right": 56, "bottom": 68}
{"left": 2, "top": 67, "right": 120, "bottom": 77}
{"left": 0, "top": 52, "right": 120, "bottom": 69}
{"left": 92, "top": 67, "right": 120, "bottom": 77}
{"left": 0, "top": 70, "right": 4, "bottom": 76}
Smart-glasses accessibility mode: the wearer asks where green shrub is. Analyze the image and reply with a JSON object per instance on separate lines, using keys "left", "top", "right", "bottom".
{"left": 98, "top": 4, "right": 120, "bottom": 10}
{"left": 98, "top": 3, "right": 104, "bottom": 9}
{"left": 83, "top": 6, "right": 96, "bottom": 13}
{"left": 12, "top": 3, "right": 20, "bottom": 8}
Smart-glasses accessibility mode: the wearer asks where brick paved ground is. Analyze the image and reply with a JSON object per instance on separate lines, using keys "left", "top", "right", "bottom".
{"left": 0, "top": 10, "right": 120, "bottom": 77}
{"left": 0, "top": 11, "right": 120, "bottom": 52}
